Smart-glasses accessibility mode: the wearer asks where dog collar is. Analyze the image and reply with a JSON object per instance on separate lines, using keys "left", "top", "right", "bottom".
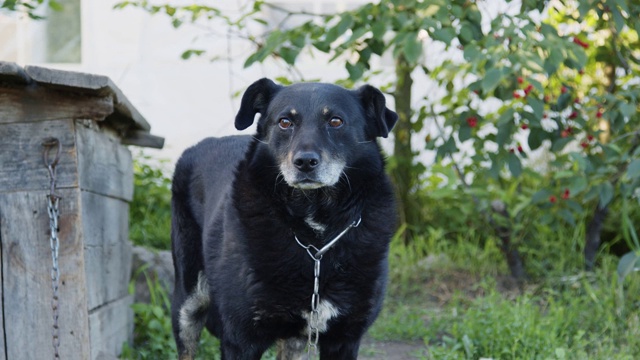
{"left": 293, "top": 216, "right": 361, "bottom": 260}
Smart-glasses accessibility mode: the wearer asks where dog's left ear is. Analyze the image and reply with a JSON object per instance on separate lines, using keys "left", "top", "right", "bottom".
{"left": 355, "top": 85, "right": 398, "bottom": 138}
{"left": 235, "top": 78, "right": 283, "bottom": 130}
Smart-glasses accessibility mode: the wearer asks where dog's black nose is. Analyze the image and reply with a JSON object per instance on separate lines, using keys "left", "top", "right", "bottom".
{"left": 293, "top": 152, "right": 320, "bottom": 172}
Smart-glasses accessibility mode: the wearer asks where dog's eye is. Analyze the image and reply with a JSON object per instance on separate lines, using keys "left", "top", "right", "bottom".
{"left": 328, "top": 117, "right": 344, "bottom": 128}
{"left": 278, "top": 118, "right": 293, "bottom": 129}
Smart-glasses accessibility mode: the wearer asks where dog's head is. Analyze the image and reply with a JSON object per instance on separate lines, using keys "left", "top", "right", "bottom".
{"left": 235, "top": 78, "right": 398, "bottom": 190}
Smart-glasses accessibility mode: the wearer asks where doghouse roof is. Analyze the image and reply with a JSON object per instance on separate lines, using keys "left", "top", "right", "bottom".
{"left": 0, "top": 61, "right": 164, "bottom": 149}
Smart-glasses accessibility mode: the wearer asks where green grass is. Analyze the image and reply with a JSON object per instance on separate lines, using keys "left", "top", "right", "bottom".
{"left": 366, "top": 228, "right": 640, "bottom": 360}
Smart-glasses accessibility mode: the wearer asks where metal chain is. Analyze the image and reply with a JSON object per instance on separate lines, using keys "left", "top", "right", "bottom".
{"left": 293, "top": 216, "right": 361, "bottom": 358}
{"left": 43, "top": 138, "right": 62, "bottom": 360}
{"left": 307, "top": 258, "right": 321, "bottom": 356}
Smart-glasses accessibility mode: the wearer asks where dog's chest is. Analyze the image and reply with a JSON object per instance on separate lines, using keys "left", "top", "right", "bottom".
{"left": 301, "top": 299, "right": 340, "bottom": 334}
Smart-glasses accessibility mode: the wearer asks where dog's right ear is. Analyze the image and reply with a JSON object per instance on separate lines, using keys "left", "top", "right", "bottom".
{"left": 235, "top": 78, "right": 282, "bottom": 130}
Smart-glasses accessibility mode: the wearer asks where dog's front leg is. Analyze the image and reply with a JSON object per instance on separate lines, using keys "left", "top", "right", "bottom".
{"left": 220, "top": 339, "right": 265, "bottom": 360}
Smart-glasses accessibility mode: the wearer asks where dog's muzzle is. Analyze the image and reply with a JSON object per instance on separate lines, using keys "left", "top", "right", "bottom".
{"left": 281, "top": 151, "right": 345, "bottom": 190}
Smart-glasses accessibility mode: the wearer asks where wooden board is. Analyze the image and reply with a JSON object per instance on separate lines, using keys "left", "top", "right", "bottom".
{"left": 76, "top": 121, "right": 134, "bottom": 202}
{"left": 0, "top": 85, "right": 114, "bottom": 124}
{"left": 24, "top": 65, "right": 151, "bottom": 132}
{"left": 81, "top": 191, "right": 132, "bottom": 310}
{"left": 0, "top": 62, "right": 29, "bottom": 84}
{"left": 89, "top": 295, "right": 134, "bottom": 360}
{"left": 0, "top": 189, "right": 90, "bottom": 360}
{"left": 0, "top": 220, "right": 6, "bottom": 360}
{"left": 121, "top": 130, "right": 165, "bottom": 149}
{"left": 0, "top": 120, "right": 79, "bottom": 193}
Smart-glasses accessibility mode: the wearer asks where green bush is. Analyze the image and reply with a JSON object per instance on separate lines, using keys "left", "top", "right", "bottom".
{"left": 129, "top": 154, "right": 172, "bottom": 250}
{"left": 121, "top": 272, "right": 225, "bottom": 359}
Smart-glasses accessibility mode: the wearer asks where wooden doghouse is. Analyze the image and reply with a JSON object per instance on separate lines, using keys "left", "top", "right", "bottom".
{"left": 0, "top": 62, "right": 164, "bottom": 359}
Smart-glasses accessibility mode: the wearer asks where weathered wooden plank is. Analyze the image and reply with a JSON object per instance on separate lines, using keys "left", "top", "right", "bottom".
{"left": 0, "top": 189, "right": 90, "bottom": 360}
{"left": 89, "top": 295, "right": 134, "bottom": 360}
{"left": 81, "top": 191, "right": 132, "bottom": 310}
{"left": 76, "top": 121, "right": 134, "bottom": 201}
{"left": 24, "top": 65, "right": 151, "bottom": 132}
{"left": 0, "top": 120, "right": 79, "bottom": 193}
{"left": 0, "top": 61, "right": 30, "bottom": 84}
{"left": 0, "top": 84, "right": 114, "bottom": 124}
{"left": 24, "top": 65, "right": 112, "bottom": 93}
{"left": 0, "top": 221, "right": 6, "bottom": 360}
{"left": 121, "top": 129, "right": 165, "bottom": 149}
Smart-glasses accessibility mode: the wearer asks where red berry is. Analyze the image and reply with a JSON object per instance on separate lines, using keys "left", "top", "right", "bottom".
{"left": 543, "top": 113, "right": 548, "bottom": 119}
{"left": 569, "top": 111, "right": 578, "bottom": 119}
{"left": 466, "top": 116, "right": 478, "bottom": 128}
{"left": 524, "top": 84, "right": 534, "bottom": 96}
{"left": 587, "top": 134, "right": 594, "bottom": 141}
{"left": 517, "top": 77, "right": 524, "bottom": 84}
{"left": 561, "top": 130, "right": 569, "bottom": 138}
{"left": 550, "top": 195, "right": 557, "bottom": 203}
{"left": 596, "top": 110, "right": 603, "bottom": 118}
{"left": 544, "top": 95, "right": 551, "bottom": 103}
{"left": 517, "top": 145, "right": 524, "bottom": 153}
{"left": 513, "top": 91, "right": 522, "bottom": 99}
{"left": 581, "top": 142, "right": 589, "bottom": 149}
{"left": 561, "top": 86, "right": 568, "bottom": 94}
{"left": 562, "top": 189, "right": 570, "bottom": 200}
{"left": 574, "top": 98, "right": 580, "bottom": 104}
{"left": 521, "top": 124, "right": 529, "bottom": 130}
{"left": 579, "top": 69, "right": 585, "bottom": 75}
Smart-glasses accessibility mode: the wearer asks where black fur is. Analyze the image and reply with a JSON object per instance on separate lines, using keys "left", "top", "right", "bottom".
{"left": 171, "top": 79, "right": 398, "bottom": 359}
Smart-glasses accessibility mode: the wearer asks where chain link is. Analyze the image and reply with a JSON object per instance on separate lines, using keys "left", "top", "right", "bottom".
{"left": 43, "top": 138, "right": 62, "bottom": 360}
{"left": 307, "top": 258, "right": 321, "bottom": 356}
{"left": 293, "top": 216, "right": 361, "bottom": 358}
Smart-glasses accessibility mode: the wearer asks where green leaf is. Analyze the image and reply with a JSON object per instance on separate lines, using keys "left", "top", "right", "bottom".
{"left": 527, "top": 128, "right": 545, "bottom": 150}
{"left": 617, "top": 251, "right": 640, "bottom": 281}
{"left": 558, "top": 209, "right": 576, "bottom": 226}
{"left": 459, "top": 22, "right": 474, "bottom": 44}
{"left": 181, "top": 49, "right": 205, "bottom": 60}
{"left": 402, "top": 34, "right": 422, "bottom": 64}
{"left": 49, "top": 0, "right": 63, "bottom": 11}
{"left": 431, "top": 28, "right": 456, "bottom": 45}
{"left": 496, "top": 121, "right": 513, "bottom": 148}
{"left": 569, "top": 176, "right": 588, "bottom": 195}
{"left": 279, "top": 47, "right": 300, "bottom": 65}
{"left": 459, "top": 124, "right": 472, "bottom": 142}
{"left": 627, "top": 159, "right": 640, "bottom": 179}
{"left": 345, "top": 62, "right": 365, "bottom": 81}
{"left": 436, "top": 137, "right": 458, "bottom": 160}
{"left": 598, "top": 182, "right": 614, "bottom": 208}
{"left": 551, "top": 137, "right": 572, "bottom": 152}
{"left": 482, "top": 68, "right": 503, "bottom": 93}
{"left": 463, "top": 45, "right": 481, "bottom": 62}
{"left": 528, "top": 97, "right": 544, "bottom": 119}
{"left": 532, "top": 189, "right": 552, "bottom": 203}
{"left": 497, "top": 108, "right": 515, "bottom": 126}
{"left": 508, "top": 153, "right": 522, "bottom": 177}
{"left": 371, "top": 20, "right": 386, "bottom": 39}
{"left": 618, "top": 102, "right": 636, "bottom": 118}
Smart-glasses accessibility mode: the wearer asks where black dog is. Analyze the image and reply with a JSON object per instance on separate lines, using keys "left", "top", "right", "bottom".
{"left": 171, "top": 78, "right": 398, "bottom": 360}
